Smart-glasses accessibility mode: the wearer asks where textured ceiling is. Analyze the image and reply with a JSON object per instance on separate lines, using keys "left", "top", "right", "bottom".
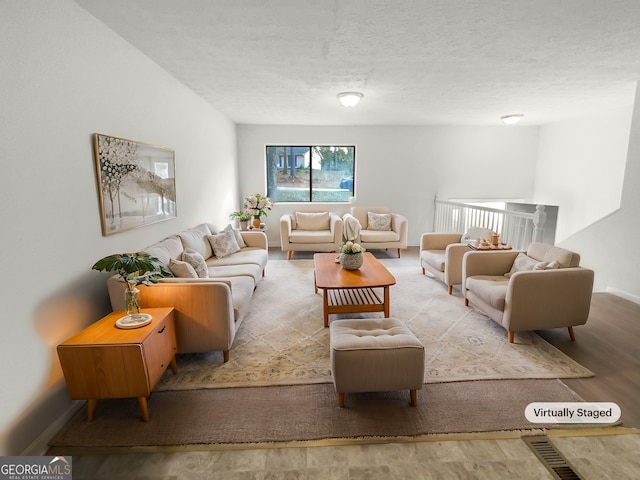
{"left": 74, "top": 0, "right": 640, "bottom": 125}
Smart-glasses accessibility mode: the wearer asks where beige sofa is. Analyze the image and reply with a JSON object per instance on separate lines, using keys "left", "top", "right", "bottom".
{"left": 420, "top": 227, "right": 495, "bottom": 294}
{"left": 462, "top": 242, "right": 594, "bottom": 343}
{"left": 349, "top": 207, "right": 408, "bottom": 257}
{"left": 107, "top": 223, "right": 268, "bottom": 362}
{"left": 280, "top": 211, "right": 344, "bottom": 259}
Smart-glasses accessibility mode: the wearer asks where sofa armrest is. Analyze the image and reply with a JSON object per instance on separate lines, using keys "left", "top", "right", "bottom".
{"left": 280, "top": 214, "right": 293, "bottom": 250}
{"left": 329, "top": 213, "right": 344, "bottom": 235}
{"left": 505, "top": 268, "right": 595, "bottom": 331}
{"left": 443, "top": 243, "right": 471, "bottom": 286}
{"left": 107, "top": 275, "right": 236, "bottom": 356}
{"left": 240, "top": 230, "right": 268, "bottom": 249}
{"left": 390, "top": 213, "right": 408, "bottom": 245}
{"left": 420, "top": 232, "right": 463, "bottom": 251}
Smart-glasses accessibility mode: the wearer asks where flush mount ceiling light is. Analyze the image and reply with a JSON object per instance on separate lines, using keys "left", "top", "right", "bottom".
{"left": 337, "top": 92, "right": 363, "bottom": 108}
{"left": 501, "top": 114, "right": 524, "bottom": 125}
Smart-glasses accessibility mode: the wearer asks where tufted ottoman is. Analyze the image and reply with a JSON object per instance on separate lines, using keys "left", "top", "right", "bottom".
{"left": 329, "top": 318, "right": 425, "bottom": 407}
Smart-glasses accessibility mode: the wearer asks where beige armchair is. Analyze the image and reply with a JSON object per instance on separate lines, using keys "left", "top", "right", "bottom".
{"left": 349, "top": 207, "right": 408, "bottom": 257}
{"left": 462, "top": 242, "right": 594, "bottom": 343}
{"left": 280, "top": 211, "right": 344, "bottom": 259}
{"left": 420, "top": 227, "right": 494, "bottom": 294}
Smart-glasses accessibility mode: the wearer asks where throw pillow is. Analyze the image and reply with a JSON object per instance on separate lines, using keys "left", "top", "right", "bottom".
{"left": 168, "top": 258, "right": 198, "bottom": 278}
{"left": 223, "top": 223, "right": 246, "bottom": 248}
{"left": 295, "top": 212, "right": 330, "bottom": 230}
{"left": 182, "top": 248, "right": 209, "bottom": 278}
{"left": 367, "top": 212, "right": 392, "bottom": 231}
{"left": 504, "top": 252, "right": 539, "bottom": 278}
{"left": 207, "top": 229, "right": 240, "bottom": 258}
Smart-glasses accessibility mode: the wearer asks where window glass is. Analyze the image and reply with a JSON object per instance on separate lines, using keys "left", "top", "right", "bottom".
{"left": 266, "top": 145, "right": 355, "bottom": 202}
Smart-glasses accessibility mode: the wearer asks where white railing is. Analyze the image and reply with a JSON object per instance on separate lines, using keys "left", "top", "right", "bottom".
{"left": 433, "top": 198, "right": 548, "bottom": 250}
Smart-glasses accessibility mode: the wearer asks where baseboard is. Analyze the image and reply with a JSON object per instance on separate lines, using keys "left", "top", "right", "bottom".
{"left": 606, "top": 287, "right": 640, "bottom": 305}
{"left": 21, "top": 400, "right": 84, "bottom": 456}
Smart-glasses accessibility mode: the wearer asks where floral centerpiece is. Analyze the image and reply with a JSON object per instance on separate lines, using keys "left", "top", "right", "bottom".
{"left": 339, "top": 241, "right": 366, "bottom": 270}
{"left": 92, "top": 253, "right": 172, "bottom": 317}
{"left": 243, "top": 193, "right": 273, "bottom": 227}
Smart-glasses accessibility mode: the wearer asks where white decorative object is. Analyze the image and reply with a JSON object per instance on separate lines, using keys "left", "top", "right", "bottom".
{"left": 116, "top": 313, "right": 152, "bottom": 329}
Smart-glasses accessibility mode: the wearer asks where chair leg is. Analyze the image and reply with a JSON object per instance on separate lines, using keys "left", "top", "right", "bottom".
{"left": 410, "top": 389, "right": 417, "bottom": 406}
{"left": 287, "top": 250, "right": 292, "bottom": 260}
{"left": 398, "top": 248, "right": 401, "bottom": 258}
{"left": 508, "top": 331, "right": 515, "bottom": 343}
{"left": 337, "top": 393, "right": 345, "bottom": 408}
{"left": 448, "top": 285, "right": 453, "bottom": 295}
{"left": 223, "top": 350, "right": 230, "bottom": 363}
{"left": 568, "top": 326, "right": 576, "bottom": 341}
{"left": 464, "top": 298, "right": 469, "bottom": 306}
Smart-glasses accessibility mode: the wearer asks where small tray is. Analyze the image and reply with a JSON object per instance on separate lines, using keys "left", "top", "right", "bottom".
{"left": 115, "top": 313, "right": 152, "bottom": 329}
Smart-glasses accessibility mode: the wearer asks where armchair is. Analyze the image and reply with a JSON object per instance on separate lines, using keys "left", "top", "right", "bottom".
{"left": 349, "top": 207, "right": 408, "bottom": 257}
{"left": 280, "top": 211, "right": 344, "bottom": 259}
{"left": 462, "top": 242, "right": 594, "bottom": 343}
{"left": 420, "top": 227, "right": 494, "bottom": 294}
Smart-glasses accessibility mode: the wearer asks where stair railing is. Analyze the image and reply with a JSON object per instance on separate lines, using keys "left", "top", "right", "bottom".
{"left": 433, "top": 198, "right": 547, "bottom": 250}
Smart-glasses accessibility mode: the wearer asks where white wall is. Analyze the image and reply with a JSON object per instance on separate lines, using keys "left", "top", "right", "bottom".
{"left": 0, "top": 1, "right": 238, "bottom": 455}
{"left": 534, "top": 107, "right": 632, "bottom": 242}
{"left": 558, "top": 86, "right": 640, "bottom": 300}
{"left": 237, "top": 125, "right": 540, "bottom": 246}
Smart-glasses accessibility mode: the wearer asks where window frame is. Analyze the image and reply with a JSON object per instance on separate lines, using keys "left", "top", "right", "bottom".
{"left": 265, "top": 144, "right": 356, "bottom": 203}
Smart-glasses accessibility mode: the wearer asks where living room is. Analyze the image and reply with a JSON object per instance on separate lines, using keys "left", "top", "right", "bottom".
{"left": 2, "top": 1, "right": 640, "bottom": 471}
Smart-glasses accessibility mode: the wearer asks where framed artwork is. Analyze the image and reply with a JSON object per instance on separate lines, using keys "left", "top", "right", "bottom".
{"left": 93, "top": 133, "right": 176, "bottom": 236}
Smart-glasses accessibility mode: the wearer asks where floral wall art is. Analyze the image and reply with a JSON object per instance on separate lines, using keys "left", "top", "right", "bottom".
{"left": 93, "top": 133, "right": 176, "bottom": 236}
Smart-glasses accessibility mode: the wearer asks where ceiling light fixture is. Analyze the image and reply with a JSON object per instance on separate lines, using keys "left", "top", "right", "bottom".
{"left": 501, "top": 114, "right": 524, "bottom": 125}
{"left": 337, "top": 92, "right": 363, "bottom": 108}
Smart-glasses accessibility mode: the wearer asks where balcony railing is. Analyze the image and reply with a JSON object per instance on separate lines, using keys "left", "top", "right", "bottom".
{"left": 433, "top": 198, "right": 549, "bottom": 250}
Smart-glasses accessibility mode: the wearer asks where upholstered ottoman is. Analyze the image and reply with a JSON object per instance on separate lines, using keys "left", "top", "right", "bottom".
{"left": 329, "top": 318, "right": 425, "bottom": 407}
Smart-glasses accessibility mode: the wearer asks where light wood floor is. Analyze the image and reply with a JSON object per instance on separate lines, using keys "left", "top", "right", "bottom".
{"left": 273, "top": 246, "right": 640, "bottom": 428}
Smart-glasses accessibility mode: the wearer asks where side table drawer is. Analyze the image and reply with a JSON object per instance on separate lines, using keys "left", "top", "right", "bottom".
{"left": 143, "top": 311, "right": 177, "bottom": 387}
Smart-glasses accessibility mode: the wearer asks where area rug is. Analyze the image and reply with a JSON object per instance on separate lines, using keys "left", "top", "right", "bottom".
{"left": 48, "top": 379, "right": 583, "bottom": 448}
{"left": 154, "top": 260, "right": 593, "bottom": 391}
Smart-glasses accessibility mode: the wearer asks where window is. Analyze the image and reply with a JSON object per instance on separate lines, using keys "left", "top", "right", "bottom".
{"left": 266, "top": 145, "right": 355, "bottom": 202}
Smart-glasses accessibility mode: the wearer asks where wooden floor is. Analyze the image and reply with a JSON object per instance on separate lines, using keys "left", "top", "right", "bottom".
{"left": 272, "top": 246, "right": 640, "bottom": 428}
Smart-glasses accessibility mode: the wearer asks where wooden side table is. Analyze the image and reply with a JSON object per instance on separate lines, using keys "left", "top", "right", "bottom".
{"left": 57, "top": 307, "right": 177, "bottom": 422}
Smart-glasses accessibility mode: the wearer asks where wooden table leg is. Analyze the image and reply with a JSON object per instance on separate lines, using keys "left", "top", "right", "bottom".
{"left": 87, "top": 399, "right": 96, "bottom": 422}
{"left": 383, "top": 286, "right": 390, "bottom": 317}
{"left": 138, "top": 397, "right": 150, "bottom": 422}
{"left": 170, "top": 356, "right": 178, "bottom": 374}
{"left": 323, "top": 290, "right": 329, "bottom": 327}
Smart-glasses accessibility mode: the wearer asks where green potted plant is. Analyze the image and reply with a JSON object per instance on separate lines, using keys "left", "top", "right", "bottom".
{"left": 92, "top": 253, "right": 172, "bottom": 317}
{"left": 229, "top": 209, "right": 252, "bottom": 230}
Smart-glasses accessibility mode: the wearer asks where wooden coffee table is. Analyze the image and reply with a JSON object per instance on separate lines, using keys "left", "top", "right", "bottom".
{"left": 313, "top": 252, "right": 396, "bottom": 327}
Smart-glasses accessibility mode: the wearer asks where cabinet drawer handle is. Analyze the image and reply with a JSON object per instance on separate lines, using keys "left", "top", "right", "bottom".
{"left": 158, "top": 325, "right": 166, "bottom": 334}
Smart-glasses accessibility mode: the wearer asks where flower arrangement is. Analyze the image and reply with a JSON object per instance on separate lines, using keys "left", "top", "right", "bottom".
{"left": 243, "top": 193, "right": 273, "bottom": 218}
{"left": 339, "top": 241, "right": 365, "bottom": 254}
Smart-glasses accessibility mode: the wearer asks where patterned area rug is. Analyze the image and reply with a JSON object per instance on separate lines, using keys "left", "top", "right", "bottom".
{"left": 155, "top": 260, "right": 593, "bottom": 391}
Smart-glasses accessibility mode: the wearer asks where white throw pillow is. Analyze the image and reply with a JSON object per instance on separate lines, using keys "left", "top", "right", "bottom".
{"left": 168, "top": 258, "right": 198, "bottom": 278}
{"left": 207, "top": 229, "right": 240, "bottom": 258}
{"left": 223, "top": 223, "right": 246, "bottom": 248}
{"left": 182, "top": 248, "right": 209, "bottom": 278}
{"left": 504, "top": 252, "right": 553, "bottom": 278}
{"left": 295, "top": 212, "right": 330, "bottom": 230}
{"left": 367, "top": 212, "right": 392, "bottom": 231}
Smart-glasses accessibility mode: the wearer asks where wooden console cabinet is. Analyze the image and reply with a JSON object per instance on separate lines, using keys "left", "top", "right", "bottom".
{"left": 57, "top": 307, "right": 177, "bottom": 421}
